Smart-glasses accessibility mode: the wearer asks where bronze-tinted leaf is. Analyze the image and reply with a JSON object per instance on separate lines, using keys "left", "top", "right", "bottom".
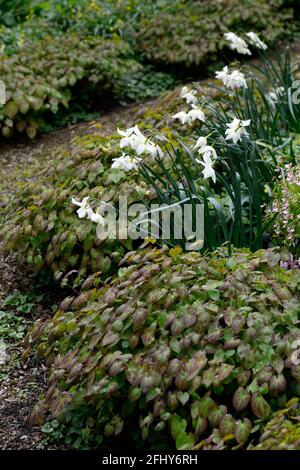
{"left": 232, "top": 387, "right": 250, "bottom": 412}
{"left": 251, "top": 393, "right": 271, "bottom": 420}
{"left": 234, "top": 418, "right": 252, "bottom": 444}
{"left": 219, "top": 414, "right": 235, "bottom": 438}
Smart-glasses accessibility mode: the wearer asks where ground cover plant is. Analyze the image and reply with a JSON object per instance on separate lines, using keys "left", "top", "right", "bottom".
{"left": 135, "top": 0, "right": 295, "bottom": 68}
{"left": 0, "top": 32, "right": 178, "bottom": 137}
{"left": 27, "top": 247, "right": 300, "bottom": 449}
{"left": 249, "top": 398, "right": 300, "bottom": 450}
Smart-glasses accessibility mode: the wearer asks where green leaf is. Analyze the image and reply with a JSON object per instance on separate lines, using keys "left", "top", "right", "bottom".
{"left": 208, "top": 289, "right": 220, "bottom": 301}
{"left": 176, "top": 432, "right": 195, "bottom": 450}
{"left": 170, "top": 414, "right": 187, "bottom": 441}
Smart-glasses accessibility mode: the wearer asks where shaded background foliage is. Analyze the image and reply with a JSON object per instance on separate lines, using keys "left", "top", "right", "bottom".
{"left": 0, "top": 0, "right": 300, "bottom": 136}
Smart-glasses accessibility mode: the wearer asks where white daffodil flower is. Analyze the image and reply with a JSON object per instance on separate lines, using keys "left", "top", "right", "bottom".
{"left": 118, "top": 125, "right": 163, "bottom": 158}
{"left": 228, "top": 70, "right": 247, "bottom": 89}
{"left": 188, "top": 105, "right": 206, "bottom": 123}
{"left": 71, "top": 196, "right": 91, "bottom": 218}
{"left": 131, "top": 136, "right": 147, "bottom": 155}
{"left": 172, "top": 111, "right": 189, "bottom": 124}
{"left": 117, "top": 125, "right": 139, "bottom": 146}
{"left": 225, "top": 117, "right": 251, "bottom": 144}
{"left": 198, "top": 145, "right": 218, "bottom": 161}
{"left": 215, "top": 66, "right": 230, "bottom": 85}
{"left": 216, "top": 66, "right": 247, "bottom": 90}
{"left": 111, "top": 154, "right": 141, "bottom": 172}
{"left": 72, "top": 196, "right": 105, "bottom": 226}
{"left": 87, "top": 208, "right": 105, "bottom": 225}
{"left": 173, "top": 106, "right": 206, "bottom": 124}
{"left": 196, "top": 153, "right": 216, "bottom": 183}
{"left": 180, "top": 86, "right": 198, "bottom": 105}
{"left": 194, "top": 136, "right": 207, "bottom": 150}
{"left": 118, "top": 125, "right": 146, "bottom": 154}
{"left": 224, "top": 32, "right": 251, "bottom": 55}
{"left": 246, "top": 32, "right": 267, "bottom": 50}
{"left": 194, "top": 138, "right": 217, "bottom": 183}
{"left": 173, "top": 106, "right": 205, "bottom": 125}
{"left": 145, "top": 141, "right": 164, "bottom": 159}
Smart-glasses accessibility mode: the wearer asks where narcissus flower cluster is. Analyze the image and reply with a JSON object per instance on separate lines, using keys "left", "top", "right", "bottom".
{"left": 180, "top": 86, "right": 198, "bottom": 105}
{"left": 173, "top": 86, "right": 206, "bottom": 125}
{"left": 215, "top": 66, "right": 247, "bottom": 90}
{"left": 224, "top": 32, "right": 251, "bottom": 55}
{"left": 224, "top": 31, "right": 267, "bottom": 55}
{"left": 118, "top": 125, "right": 163, "bottom": 159}
{"left": 225, "top": 117, "right": 251, "bottom": 144}
{"left": 192, "top": 115, "right": 251, "bottom": 184}
{"left": 71, "top": 197, "right": 105, "bottom": 226}
{"left": 111, "top": 153, "right": 141, "bottom": 172}
{"left": 70, "top": 30, "right": 265, "bottom": 224}
{"left": 193, "top": 136, "right": 217, "bottom": 183}
{"left": 173, "top": 106, "right": 206, "bottom": 125}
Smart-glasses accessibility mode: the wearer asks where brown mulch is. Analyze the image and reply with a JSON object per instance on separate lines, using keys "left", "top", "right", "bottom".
{"left": 0, "top": 102, "right": 147, "bottom": 174}
{"left": 0, "top": 251, "right": 51, "bottom": 450}
{"left": 0, "top": 353, "right": 48, "bottom": 450}
{"left": 0, "top": 253, "right": 24, "bottom": 299}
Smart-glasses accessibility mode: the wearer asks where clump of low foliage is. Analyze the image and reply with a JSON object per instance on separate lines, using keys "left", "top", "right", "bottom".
{"left": 0, "top": 131, "right": 151, "bottom": 285}
{"left": 0, "top": 32, "right": 177, "bottom": 138}
{"left": 26, "top": 247, "right": 300, "bottom": 450}
{"left": 135, "top": 0, "right": 294, "bottom": 68}
{"left": 0, "top": 0, "right": 298, "bottom": 138}
{"left": 0, "top": 84, "right": 196, "bottom": 285}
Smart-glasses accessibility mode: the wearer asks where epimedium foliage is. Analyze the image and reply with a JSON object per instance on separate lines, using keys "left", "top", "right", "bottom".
{"left": 0, "top": 33, "right": 132, "bottom": 138}
{"left": 0, "top": 85, "right": 195, "bottom": 286}
{"left": 0, "top": 32, "right": 177, "bottom": 138}
{"left": 2, "top": 1, "right": 294, "bottom": 47}
{"left": 135, "top": 0, "right": 294, "bottom": 68}
{"left": 0, "top": 0, "right": 177, "bottom": 40}
{"left": 26, "top": 247, "right": 300, "bottom": 449}
{"left": 0, "top": 132, "right": 150, "bottom": 285}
